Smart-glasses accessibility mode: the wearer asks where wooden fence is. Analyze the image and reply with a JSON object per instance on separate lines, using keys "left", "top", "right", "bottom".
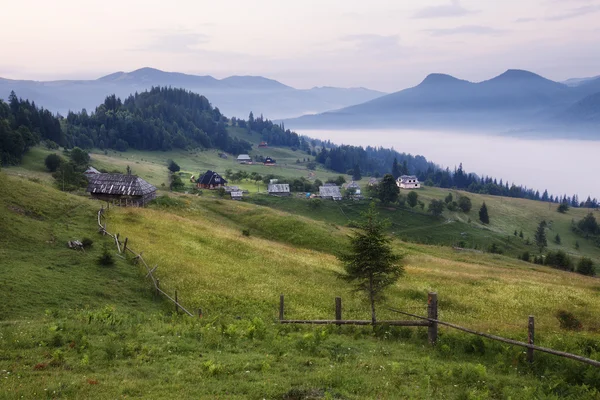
{"left": 278, "top": 293, "right": 600, "bottom": 368}
{"left": 97, "top": 206, "right": 199, "bottom": 318}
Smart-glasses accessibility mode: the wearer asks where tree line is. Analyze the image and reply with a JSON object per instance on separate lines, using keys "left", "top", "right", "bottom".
{"left": 64, "top": 87, "right": 252, "bottom": 154}
{"left": 0, "top": 92, "right": 62, "bottom": 165}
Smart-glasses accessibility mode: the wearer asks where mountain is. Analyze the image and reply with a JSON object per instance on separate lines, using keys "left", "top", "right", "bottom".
{"left": 285, "top": 69, "right": 598, "bottom": 133}
{"left": 0, "top": 68, "right": 385, "bottom": 119}
{"left": 563, "top": 92, "right": 600, "bottom": 122}
{"left": 562, "top": 75, "right": 600, "bottom": 87}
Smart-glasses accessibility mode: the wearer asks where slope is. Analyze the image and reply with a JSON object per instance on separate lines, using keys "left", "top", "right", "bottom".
{"left": 1, "top": 172, "right": 600, "bottom": 399}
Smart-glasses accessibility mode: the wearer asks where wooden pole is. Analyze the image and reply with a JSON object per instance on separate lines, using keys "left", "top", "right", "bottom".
{"left": 198, "top": 308, "right": 203, "bottom": 318}
{"left": 156, "top": 279, "right": 160, "bottom": 297}
{"left": 175, "top": 290, "right": 179, "bottom": 314}
{"left": 527, "top": 315, "right": 535, "bottom": 363}
{"left": 428, "top": 292, "right": 438, "bottom": 346}
{"left": 335, "top": 297, "right": 342, "bottom": 324}
{"left": 123, "top": 237, "right": 128, "bottom": 254}
{"left": 279, "top": 294, "right": 285, "bottom": 321}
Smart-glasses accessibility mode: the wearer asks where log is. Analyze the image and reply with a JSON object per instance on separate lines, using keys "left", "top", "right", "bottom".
{"left": 280, "top": 320, "right": 430, "bottom": 326}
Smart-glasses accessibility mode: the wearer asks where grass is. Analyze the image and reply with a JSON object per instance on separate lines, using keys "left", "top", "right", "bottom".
{"left": 2, "top": 147, "right": 600, "bottom": 398}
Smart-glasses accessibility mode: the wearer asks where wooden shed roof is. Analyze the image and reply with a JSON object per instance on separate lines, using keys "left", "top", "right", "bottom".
{"left": 268, "top": 183, "right": 290, "bottom": 193}
{"left": 86, "top": 174, "right": 156, "bottom": 196}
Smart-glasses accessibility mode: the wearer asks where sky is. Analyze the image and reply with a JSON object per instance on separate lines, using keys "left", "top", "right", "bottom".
{"left": 1, "top": 0, "right": 600, "bottom": 91}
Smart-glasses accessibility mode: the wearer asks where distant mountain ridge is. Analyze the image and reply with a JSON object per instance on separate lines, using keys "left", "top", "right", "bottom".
{"left": 0, "top": 67, "right": 385, "bottom": 119}
{"left": 286, "top": 69, "right": 600, "bottom": 137}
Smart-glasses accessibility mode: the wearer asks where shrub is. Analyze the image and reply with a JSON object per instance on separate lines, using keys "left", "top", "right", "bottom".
{"left": 44, "top": 153, "right": 62, "bottom": 172}
{"left": 216, "top": 188, "right": 226, "bottom": 198}
{"left": 457, "top": 196, "right": 472, "bottom": 213}
{"left": 407, "top": 191, "right": 418, "bottom": 208}
{"left": 241, "top": 229, "right": 250, "bottom": 237}
{"left": 520, "top": 251, "right": 530, "bottom": 262}
{"left": 167, "top": 159, "right": 180, "bottom": 173}
{"left": 97, "top": 245, "right": 115, "bottom": 266}
{"left": 488, "top": 243, "right": 503, "bottom": 254}
{"left": 576, "top": 257, "right": 595, "bottom": 276}
{"left": 428, "top": 199, "right": 445, "bottom": 216}
{"left": 444, "top": 193, "right": 453, "bottom": 204}
{"left": 447, "top": 201, "right": 458, "bottom": 212}
{"left": 81, "top": 237, "right": 94, "bottom": 248}
{"left": 556, "top": 310, "right": 582, "bottom": 331}
{"left": 557, "top": 203, "right": 569, "bottom": 213}
{"left": 307, "top": 198, "right": 322, "bottom": 210}
{"left": 544, "top": 250, "right": 573, "bottom": 271}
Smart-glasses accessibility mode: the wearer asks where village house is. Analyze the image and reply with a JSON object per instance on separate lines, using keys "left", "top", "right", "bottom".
{"left": 264, "top": 157, "right": 276, "bottom": 166}
{"left": 258, "top": 141, "right": 268, "bottom": 148}
{"left": 268, "top": 183, "right": 291, "bottom": 197}
{"left": 237, "top": 154, "right": 252, "bottom": 164}
{"left": 367, "top": 177, "right": 380, "bottom": 187}
{"left": 344, "top": 181, "right": 362, "bottom": 195}
{"left": 196, "top": 170, "right": 227, "bottom": 189}
{"left": 319, "top": 185, "right": 343, "bottom": 201}
{"left": 87, "top": 173, "right": 156, "bottom": 207}
{"left": 84, "top": 166, "right": 100, "bottom": 177}
{"left": 230, "top": 191, "right": 243, "bottom": 200}
{"left": 397, "top": 175, "right": 421, "bottom": 189}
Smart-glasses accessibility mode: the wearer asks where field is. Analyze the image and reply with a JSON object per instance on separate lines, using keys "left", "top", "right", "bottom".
{"left": 1, "top": 147, "right": 600, "bottom": 399}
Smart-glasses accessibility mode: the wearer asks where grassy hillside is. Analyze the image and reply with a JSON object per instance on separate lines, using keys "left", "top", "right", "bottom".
{"left": 2, "top": 148, "right": 600, "bottom": 399}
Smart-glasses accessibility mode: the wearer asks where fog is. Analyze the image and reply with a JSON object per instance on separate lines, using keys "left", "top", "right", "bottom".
{"left": 299, "top": 129, "right": 600, "bottom": 200}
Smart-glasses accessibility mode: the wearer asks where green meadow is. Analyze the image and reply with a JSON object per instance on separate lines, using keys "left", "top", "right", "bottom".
{"left": 1, "top": 147, "right": 600, "bottom": 399}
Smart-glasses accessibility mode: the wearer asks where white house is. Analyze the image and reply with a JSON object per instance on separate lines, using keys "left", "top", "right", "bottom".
{"left": 397, "top": 175, "right": 421, "bottom": 189}
{"left": 237, "top": 154, "right": 252, "bottom": 164}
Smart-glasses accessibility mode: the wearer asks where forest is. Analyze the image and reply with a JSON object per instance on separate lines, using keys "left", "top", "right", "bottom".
{"left": 0, "top": 92, "right": 62, "bottom": 165}
{"left": 64, "top": 87, "right": 252, "bottom": 154}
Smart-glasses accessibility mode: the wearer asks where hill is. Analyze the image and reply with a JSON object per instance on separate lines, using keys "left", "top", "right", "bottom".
{"left": 0, "top": 67, "right": 385, "bottom": 119}
{"left": 285, "top": 70, "right": 600, "bottom": 136}
{"left": 1, "top": 168, "right": 600, "bottom": 398}
{"left": 563, "top": 92, "right": 600, "bottom": 122}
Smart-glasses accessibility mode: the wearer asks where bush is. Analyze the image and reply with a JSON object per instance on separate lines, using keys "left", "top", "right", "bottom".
{"left": 241, "top": 229, "right": 250, "bottom": 237}
{"left": 428, "top": 199, "right": 445, "bottom": 216}
{"left": 44, "top": 153, "right": 62, "bottom": 172}
{"left": 446, "top": 201, "right": 458, "bottom": 212}
{"left": 556, "top": 310, "right": 582, "bottom": 331}
{"left": 407, "top": 191, "right": 418, "bottom": 208}
{"left": 167, "top": 159, "right": 180, "bottom": 173}
{"left": 458, "top": 196, "right": 472, "bottom": 212}
{"left": 520, "top": 251, "right": 530, "bottom": 262}
{"left": 576, "top": 257, "right": 595, "bottom": 276}
{"left": 444, "top": 193, "right": 453, "bottom": 204}
{"left": 97, "top": 245, "right": 115, "bottom": 266}
{"left": 81, "top": 238, "right": 94, "bottom": 248}
{"left": 308, "top": 198, "right": 322, "bottom": 210}
{"left": 488, "top": 243, "right": 503, "bottom": 254}
{"left": 557, "top": 203, "right": 569, "bottom": 213}
{"left": 544, "top": 250, "right": 573, "bottom": 271}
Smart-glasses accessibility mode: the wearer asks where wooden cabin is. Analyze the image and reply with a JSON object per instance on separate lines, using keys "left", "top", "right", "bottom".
{"left": 264, "top": 157, "right": 276, "bottom": 166}
{"left": 197, "top": 170, "right": 227, "bottom": 189}
{"left": 268, "top": 183, "right": 291, "bottom": 197}
{"left": 258, "top": 141, "right": 268, "bottom": 148}
{"left": 87, "top": 173, "right": 156, "bottom": 207}
{"left": 237, "top": 154, "right": 252, "bottom": 164}
{"left": 319, "top": 185, "right": 342, "bottom": 201}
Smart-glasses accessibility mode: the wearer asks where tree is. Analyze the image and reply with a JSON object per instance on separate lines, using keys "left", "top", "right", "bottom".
{"left": 576, "top": 257, "right": 595, "bottom": 276}
{"left": 352, "top": 163, "right": 362, "bottom": 181}
{"left": 479, "top": 203, "right": 489, "bottom": 224}
{"left": 170, "top": 173, "right": 185, "bottom": 191}
{"left": 534, "top": 221, "right": 548, "bottom": 253}
{"left": 428, "top": 199, "right": 445, "bottom": 216}
{"left": 69, "top": 147, "right": 89, "bottom": 166}
{"left": 391, "top": 158, "right": 401, "bottom": 179}
{"left": 577, "top": 213, "right": 599, "bottom": 235}
{"left": 168, "top": 160, "right": 180, "bottom": 173}
{"left": 554, "top": 234, "right": 561, "bottom": 244}
{"left": 557, "top": 202, "right": 569, "bottom": 213}
{"left": 458, "top": 196, "right": 472, "bottom": 213}
{"left": 377, "top": 174, "right": 399, "bottom": 205}
{"left": 519, "top": 230, "right": 524, "bottom": 239}
{"left": 445, "top": 193, "right": 453, "bottom": 204}
{"left": 407, "top": 191, "right": 419, "bottom": 208}
{"left": 337, "top": 204, "right": 403, "bottom": 324}
{"left": 44, "top": 154, "right": 62, "bottom": 172}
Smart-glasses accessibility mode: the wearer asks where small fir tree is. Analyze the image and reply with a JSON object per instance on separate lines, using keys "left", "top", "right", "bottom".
{"left": 534, "top": 221, "right": 548, "bottom": 253}
{"left": 337, "top": 204, "right": 403, "bottom": 324}
{"left": 479, "top": 202, "right": 490, "bottom": 224}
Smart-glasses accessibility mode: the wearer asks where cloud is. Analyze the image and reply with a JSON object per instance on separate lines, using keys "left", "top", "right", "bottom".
{"left": 545, "top": 4, "right": 600, "bottom": 21}
{"left": 514, "top": 17, "right": 537, "bottom": 23}
{"left": 341, "top": 34, "right": 404, "bottom": 55}
{"left": 413, "top": 0, "right": 476, "bottom": 18}
{"left": 135, "top": 30, "right": 210, "bottom": 53}
{"left": 426, "top": 25, "right": 506, "bottom": 36}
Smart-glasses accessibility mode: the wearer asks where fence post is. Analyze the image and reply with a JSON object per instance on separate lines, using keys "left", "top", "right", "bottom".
{"left": 156, "top": 279, "right": 160, "bottom": 297}
{"left": 335, "top": 297, "right": 342, "bottom": 324}
{"left": 198, "top": 308, "right": 203, "bottom": 318}
{"left": 279, "top": 294, "right": 285, "bottom": 321}
{"left": 175, "top": 290, "right": 179, "bottom": 314}
{"left": 428, "top": 292, "right": 438, "bottom": 346}
{"left": 123, "top": 238, "right": 128, "bottom": 254}
{"left": 527, "top": 315, "right": 535, "bottom": 363}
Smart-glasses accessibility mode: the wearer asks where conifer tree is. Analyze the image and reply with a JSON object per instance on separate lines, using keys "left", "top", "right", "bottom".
{"left": 479, "top": 202, "right": 490, "bottom": 224}
{"left": 534, "top": 221, "right": 548, "bottom": 253}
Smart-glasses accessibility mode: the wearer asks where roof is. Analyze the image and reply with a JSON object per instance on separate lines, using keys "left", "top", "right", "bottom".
{"left": 319, "top": 185, "right": 342, "bottom": 198}
{"left": 237, "top": 154, "right": 251, "bottom": 160}
{"left": 224, "top": 186, "right": 240, "bottom": 192}
{"left": 264, "top": 157, "right": 276, "bottom": 163}
{"left": 197, "top": 170, "right": 227, "bottom": 186}
{"left": 400, "top": 175, "right": 418, "bottom": 180}
{"left": 268, "top": 184, "right": 290, "bottom": 193}
{"left": 230, "top": 191, "right": 243, "bottom": 198}
{"left": 84, "top": 166, "right": 100, "bottom": 175}
{"left": 345, "top": 181, "right": 360, "bottom": 189}
{"left": 87, "top": 174, "right": 156, "bottom": 196}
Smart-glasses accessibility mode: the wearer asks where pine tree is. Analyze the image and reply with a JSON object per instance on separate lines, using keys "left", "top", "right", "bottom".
{"left": 534, "top": 221, "right": 548, "bottom": 253}
{"left": 377, "top": 174, "right": 399, "bottom": 205}
{"left": 391, "top": 158, "right": 401, "bottom": 179}
{"left": 555, "top": 234, "right": 561, "bottom": 244}
{"left": 337, "top": 204, "right": 404, "bottom": 324}
{"left": 479, "top": 202, "right": 490, "bottom": 224}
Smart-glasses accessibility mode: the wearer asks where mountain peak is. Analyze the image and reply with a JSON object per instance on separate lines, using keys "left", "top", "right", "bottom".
{"left": 493, "top": 69, "right": 545, "bottom": 81}
{"left": 420, "top": 73, "right": 466, "bottom": 86}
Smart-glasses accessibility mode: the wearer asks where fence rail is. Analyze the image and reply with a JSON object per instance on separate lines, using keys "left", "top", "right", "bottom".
{"left": 385, "top": 307, "right": 600, "bottom": 368}
{"left": 97, "top": 206, "right": 197, "bottom": 318}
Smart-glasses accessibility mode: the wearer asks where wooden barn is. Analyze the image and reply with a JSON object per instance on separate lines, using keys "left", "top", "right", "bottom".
{"left": 319, "top": 185, "right": 342, "bottom": 201}
{"left": 264, "top": 157, "right": 276, "bottom": 166}
{"left": 268, "top": 183, "right": 291, "bottom": 197}
{"left": 197, "top": 170, "right": 227, "bottom": 189}
{"left": 87, "top": 173, "right": 156, "bottom": 207}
